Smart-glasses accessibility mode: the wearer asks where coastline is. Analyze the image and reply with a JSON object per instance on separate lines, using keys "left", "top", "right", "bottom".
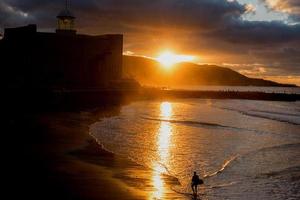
{"left": 4, "top": 107, "right": 182, "bottom": 200}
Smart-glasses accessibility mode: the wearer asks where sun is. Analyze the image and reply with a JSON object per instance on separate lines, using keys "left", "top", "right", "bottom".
{"left": 156, "top": 51, "right": 195, "bottom": 69}
{"left": 156, "top": 51, "right": 177, "bottom": 68}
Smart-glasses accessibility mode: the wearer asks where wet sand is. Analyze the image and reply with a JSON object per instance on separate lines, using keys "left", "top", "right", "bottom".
{"left": 4, "top": 108, "right": 182, "bottom": 200}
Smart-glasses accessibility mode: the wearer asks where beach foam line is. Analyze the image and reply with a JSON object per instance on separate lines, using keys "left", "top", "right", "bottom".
{"left": 89, "top": 124, "right": 181, "bottom": 182}
{"left": 142, "top": 116, "right": 278, "bottom": 135}
{"left": 142, "top": 117, "right": 236, "bottom": 129}
{"left": 251, "top": 109, "right": 300, "bottom": 117}
{"left": 204, "top": 155, "right": 239, "bottom": 178}
{"left": 215, "top": 106, "right": 300, "bottom": 125}
{"left": 142, "top": 116, "right": 291, "bottom": 139}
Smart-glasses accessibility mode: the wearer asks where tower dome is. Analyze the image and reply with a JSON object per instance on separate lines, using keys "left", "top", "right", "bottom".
{"left": 57, "top": 9, "right": 75, "bottom": 19}
{"left": 56, "top": 0, "right": 76, "bottom": 34}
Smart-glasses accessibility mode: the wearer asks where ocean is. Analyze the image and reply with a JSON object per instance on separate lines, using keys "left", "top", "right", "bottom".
{"left": 170, "top": 86, "right": 300, "bottom": 94}
{"left": 90, "top": 98, "right": 300, "bottom": 199}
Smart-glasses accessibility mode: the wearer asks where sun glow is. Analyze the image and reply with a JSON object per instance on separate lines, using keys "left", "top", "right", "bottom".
{"left": 156, "top": 51, "right": 195, "bottom": 69}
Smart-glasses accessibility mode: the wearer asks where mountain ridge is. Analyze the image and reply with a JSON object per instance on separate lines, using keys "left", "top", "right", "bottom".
{"left": 123, "top": 55, "right": 296, "bottom": 87}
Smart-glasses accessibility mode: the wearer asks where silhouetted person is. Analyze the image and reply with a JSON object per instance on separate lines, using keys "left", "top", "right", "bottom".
{"left": 191, "top": 171, "right": 203, "bottom": 195}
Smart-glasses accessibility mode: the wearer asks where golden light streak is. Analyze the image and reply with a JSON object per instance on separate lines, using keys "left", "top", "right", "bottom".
{"left": 149, "top": 102, "right": 173, "bottom": 200}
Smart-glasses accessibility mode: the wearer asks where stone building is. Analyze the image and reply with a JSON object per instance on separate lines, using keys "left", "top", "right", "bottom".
{"left": 0, "top": 1, "right": 123, "bottom": 89}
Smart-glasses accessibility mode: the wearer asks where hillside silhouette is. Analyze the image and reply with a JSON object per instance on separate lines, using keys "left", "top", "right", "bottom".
{"left": 123, "top": 56, "right": 295, "bottom": 87}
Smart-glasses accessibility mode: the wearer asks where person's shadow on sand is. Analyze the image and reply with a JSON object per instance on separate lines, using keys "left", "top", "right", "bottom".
{"left": 192, "top": 193, "right": 201, "bottom": 200}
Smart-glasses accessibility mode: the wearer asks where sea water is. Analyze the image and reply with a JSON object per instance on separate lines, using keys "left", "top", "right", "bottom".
{"left": 91, "top": 99, "right": 300, "bottom": 199}
{"left": 170, "top": 86, "right": 300, "bottom": 94}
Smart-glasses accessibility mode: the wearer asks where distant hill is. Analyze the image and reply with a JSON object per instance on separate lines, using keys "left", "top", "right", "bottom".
{"left": 123, "top": 55, "right": 296, "bottom": 87}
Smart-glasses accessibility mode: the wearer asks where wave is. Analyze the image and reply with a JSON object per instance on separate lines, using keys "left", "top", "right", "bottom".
{"left": 215, "top": 106, "right": 300, "bottom": 125}
{"left": 251, "top": 109, "right": 300, "bottom": 117}
{"left": 205, "top": 181, "right": 239, "bottom": 189}
{"left": 142, "top": 117, "right": 239, "bottom": 129}
{"left": 261, "top": 165, "right": 300, "bottom": 178}
{"left": 155, "top": 161, "right": 174, "bottom": 176}
{"left": 202, "top": 143, "right": 300, "bottom": 180}
{"left": 170, "top": 187, "right": 205, "bottom": 197}
{"left": 91, "top": 122, "right": 241, "bottom": 196}
{"left": 245, "top": 143, "right": 300, "bottom": 157}
{"left": 142, "top": 117, "right": 284, "bottom": 137}
{"left": 204, "top": 155, "right": 239, "bottom": 178}
{"left": 224, "top": 143, "right": 300, "bottom": 167}
{"left": 203, "top": 143, "right": 300, "bottom": 179}
{"left": 171, "top": 180, "right": 238, "bottom": 197}
{"left": 90, "top": 125, "right": 181, "bottom": 181}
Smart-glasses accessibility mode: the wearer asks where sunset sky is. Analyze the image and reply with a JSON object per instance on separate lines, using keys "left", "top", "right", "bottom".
{"left": 1, "top": 0, "right": 299, "bottom": 85}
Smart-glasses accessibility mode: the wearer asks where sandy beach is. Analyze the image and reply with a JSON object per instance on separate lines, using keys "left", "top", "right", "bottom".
{"left": 4, "top": 107, "right": 182, "bottom": 200}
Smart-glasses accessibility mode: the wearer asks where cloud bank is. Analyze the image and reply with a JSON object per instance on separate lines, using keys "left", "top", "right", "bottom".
{"left": 1, "top": 0, "right": 299, "bottom": 83}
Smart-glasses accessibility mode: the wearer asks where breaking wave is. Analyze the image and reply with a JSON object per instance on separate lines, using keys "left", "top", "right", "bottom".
{"left": 215, "top": 106, "right": 300, "bottom": 125}
{"left": 142, "top": 117, "right": 240, "bottom": 129}
{"left": 204, "top": 155, "right": 239, "bottom": 178}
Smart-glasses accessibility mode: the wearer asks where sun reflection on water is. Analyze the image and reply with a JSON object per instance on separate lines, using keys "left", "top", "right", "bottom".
{"left": 150, "top": 102, "right": 173, "bottom": 199}
{"left": 160, "top": 102, "right": 172, "bottom": 119}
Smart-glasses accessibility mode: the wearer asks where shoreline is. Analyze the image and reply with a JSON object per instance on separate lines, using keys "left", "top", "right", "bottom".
{"left": 4, "top": 88, "right": 300, "bottom": 114}
{"left": 140, "top": 88, "right": 300, "bottom": 101}
{"left": 5, "top": 107, "right": 183, "bottom": 199}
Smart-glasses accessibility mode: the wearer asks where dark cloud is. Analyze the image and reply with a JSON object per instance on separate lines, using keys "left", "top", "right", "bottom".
{"left": 0, "top": 0, "right": 299, "bottom": 80}
{"left": 289, "top": 14, "right": 300, "bottom": 23}
{"left": 207, "top": 20, "right": 300, "bottom": 44}
{"left": 1, "top": 0, "right": 246, "bottom": 31}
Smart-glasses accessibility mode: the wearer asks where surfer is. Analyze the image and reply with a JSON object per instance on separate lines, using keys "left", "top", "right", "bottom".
{"left": 191, "top": 171, "right": 203, "bottom": 194}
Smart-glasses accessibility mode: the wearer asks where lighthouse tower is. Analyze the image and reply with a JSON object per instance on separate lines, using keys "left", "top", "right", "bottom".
{"left": 56, "top": 0, "right": 76, "bottom": 34}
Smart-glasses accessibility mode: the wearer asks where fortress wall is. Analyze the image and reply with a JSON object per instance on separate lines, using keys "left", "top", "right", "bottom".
{"left": 1, "top": 25, "right": 123, "bottom": 89}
